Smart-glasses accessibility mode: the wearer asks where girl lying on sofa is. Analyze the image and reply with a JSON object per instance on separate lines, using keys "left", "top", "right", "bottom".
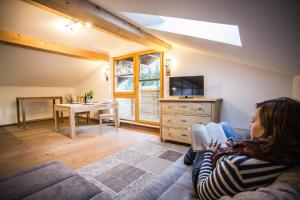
{"left": 184, "top": 97, "right": 300, "bottom": 200}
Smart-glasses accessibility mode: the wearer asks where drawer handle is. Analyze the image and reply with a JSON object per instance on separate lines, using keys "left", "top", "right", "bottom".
{"left": 181, "top": 120, "right": 187, "bottom": 122}
{"left": 181, "top": 134, "right": 187, "bottom": 137}
{"left": 167, "top": 119, "right": 172, "bottom": 122}
{"left": 168, "top": 106, "right": 172, "bottom": 109}
{"left": 181, "top": 105, "right": 186, "bottom": 108}
{"left": 198, "top": 107, "right": 203, "bottom": 111}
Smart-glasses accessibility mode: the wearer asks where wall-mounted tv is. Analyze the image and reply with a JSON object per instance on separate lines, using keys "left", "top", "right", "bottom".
{"left": 169, "top": 76, "right": 204, "bottom": 96}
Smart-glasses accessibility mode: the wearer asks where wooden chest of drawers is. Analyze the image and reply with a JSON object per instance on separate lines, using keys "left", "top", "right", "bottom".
{"left": 159, "top": 98, "right": 222, "bottom": 144}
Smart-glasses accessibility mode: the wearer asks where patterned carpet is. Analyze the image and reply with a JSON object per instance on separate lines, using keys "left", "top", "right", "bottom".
{"left": 77, "top": 141, "right": 188, "bottom": 199}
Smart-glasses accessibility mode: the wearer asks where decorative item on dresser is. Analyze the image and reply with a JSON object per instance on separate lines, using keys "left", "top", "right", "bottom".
{"left": 159, "top": 98, "right": 222, "bottom": 144}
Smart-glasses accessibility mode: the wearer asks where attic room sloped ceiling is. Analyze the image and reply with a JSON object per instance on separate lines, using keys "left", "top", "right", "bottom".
{"left": 0, "top": 0, "right": 147, "bottom": 56}
{"left": 90, "top": 0, "right": 300, "bottom": 77}
{"left": 0, "top": 44, "right": 106, "bottom": 87}
{"left": 0, "top": 0, "right": 150, "bottom": 87}
{"left": 24, "top": 0, "right": 172, "bottom": 51}
{"left": 0, "top": 0, "right": 299, "bottom": 86}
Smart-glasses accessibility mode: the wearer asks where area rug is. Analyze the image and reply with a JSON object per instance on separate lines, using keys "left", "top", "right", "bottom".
{"left": 76, "top": 141, "right": 188, "bottom": 199}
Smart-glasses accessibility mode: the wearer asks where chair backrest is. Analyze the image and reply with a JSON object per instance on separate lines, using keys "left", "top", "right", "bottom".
{"left": 102, "top": 102, "right": 118, "bottom": 115}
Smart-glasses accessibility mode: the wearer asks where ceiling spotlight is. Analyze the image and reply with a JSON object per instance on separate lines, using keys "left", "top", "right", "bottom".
{"left": 65, "top": 20, "right": 82, "bottom": 32}
{"left": 75, "top": 21, "right": 82, "bottom": 28}
{"left": 85, "top": 22, "right": 92, "bottom": 28}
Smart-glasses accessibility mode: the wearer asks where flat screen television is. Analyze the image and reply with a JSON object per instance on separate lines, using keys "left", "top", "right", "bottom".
{"left": 169, "top": 76, "right": 204, "bottom": 96}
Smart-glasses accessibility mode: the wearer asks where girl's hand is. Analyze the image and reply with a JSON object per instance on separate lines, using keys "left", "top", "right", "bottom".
{"left": 226, "top": 137, "right": 234, "bottom": 147}
{"left": 202, "top": 139, "right": 221, "bottom": 152}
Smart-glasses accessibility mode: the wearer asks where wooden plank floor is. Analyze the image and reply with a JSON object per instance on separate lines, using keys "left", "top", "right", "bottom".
{"left": 0, "top": 119, "right": 160, "bottom": 176}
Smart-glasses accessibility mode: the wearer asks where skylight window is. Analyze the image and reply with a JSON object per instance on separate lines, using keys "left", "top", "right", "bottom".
{"left": 122, "top": 12, "right": 242, "bottom": 47}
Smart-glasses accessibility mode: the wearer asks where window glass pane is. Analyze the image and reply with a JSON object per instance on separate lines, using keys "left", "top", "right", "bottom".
{"left": 115, "top": 57, "right": 134, "bottom": 92}
{"left": 139, "top": 53, "right": 160, "bottom": 80}
{"left": 116, "top": 98, "right": 135, "bottom": 120}
{"left": 116, "top": 58, "right": 133, "bottom": 75}
{"left": 115, "top": 76, "right": 134, "bottom": 92}
{"left": 140, "top": 80, "right": 160, "bottom": 91}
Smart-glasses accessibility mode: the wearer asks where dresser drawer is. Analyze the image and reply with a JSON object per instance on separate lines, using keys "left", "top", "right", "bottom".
{"left": 162, "top": 115, "right": 212, "bottom": 128}
{"left": 162, "top": 126, "right": 191, "bottom": 143}
{"left": 161, "top": 102, "right": 211, "bottom": 115}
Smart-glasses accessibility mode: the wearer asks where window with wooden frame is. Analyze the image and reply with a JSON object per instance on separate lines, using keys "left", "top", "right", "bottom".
{"left": 113, "top": 50, "right": 164, "bottom": 125}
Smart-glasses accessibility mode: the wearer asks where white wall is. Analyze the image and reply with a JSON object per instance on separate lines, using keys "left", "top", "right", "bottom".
{"left": 165, "top": 47, "right": 292, "bottom": 129}
{"left": 0, "top": 86, "right": 75, "bottom": 125}
{"left": 1, "top": 47, "right": 294, "bottom": 129}
{"left": 75, "top": 61, "right": 112, "bottom": 119}
{"left": 0, "top": 60, "right": 111, "bottom": 126}
{"left": 292, "top": 75, "right": 300, "bottom": 101}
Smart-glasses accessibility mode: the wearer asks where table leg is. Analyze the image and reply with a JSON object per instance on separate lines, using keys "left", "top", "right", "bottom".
{"left": 21, "top": 100, "right": 26, "bottom": 129}
{"left": 52, "top": 99, "right": 55, "bottom": 121}
{"left": 60, "top": 97, "right": 64, "bottom": 122}
{"left": 69, "top": 111, "right": 75, "bottom": 138}
{"left": 55, "top": 110, "right": 60, "bottom": 132}
{"left": 16, "top": 99, "right": 20, "bottom": 126}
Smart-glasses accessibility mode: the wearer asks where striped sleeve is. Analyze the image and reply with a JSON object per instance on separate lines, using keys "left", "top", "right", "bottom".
{"left": 197, "top": 153, "right": 287, "bottom": 200}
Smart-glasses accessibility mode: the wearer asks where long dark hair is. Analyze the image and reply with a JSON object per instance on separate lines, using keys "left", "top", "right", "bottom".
{"left": 212, "top": 97, "right": 300, "bottom": 166}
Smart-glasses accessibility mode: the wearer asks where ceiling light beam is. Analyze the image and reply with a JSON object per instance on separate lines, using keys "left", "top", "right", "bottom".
{"left": 23, "top": 0, "right": 172, "bottom": 51}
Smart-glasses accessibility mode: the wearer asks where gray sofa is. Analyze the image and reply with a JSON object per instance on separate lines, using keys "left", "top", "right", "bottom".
{"left": 0, "top": 160, "right": 112, "bottom": 200}
{"left": 133, "top": 155, "right": 300, "bottom": 200}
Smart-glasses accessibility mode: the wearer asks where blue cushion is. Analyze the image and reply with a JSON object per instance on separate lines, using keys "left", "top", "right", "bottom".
{"left": 221, "top": 122, "right": 237, "bottom": 141}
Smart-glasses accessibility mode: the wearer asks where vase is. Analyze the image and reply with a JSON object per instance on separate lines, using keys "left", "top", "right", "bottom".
{"left": 86, "top": 98, "right": 92, "bottom": 103}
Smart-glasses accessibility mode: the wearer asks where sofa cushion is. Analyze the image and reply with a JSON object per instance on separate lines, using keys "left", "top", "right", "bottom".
{"left": 221, "top": 122, "right": 238, "bottom": 141}
{"left": 220, "top": 165, "right": 300, "bottom": 200}
{"left": 0, "top": 160, "right": 111, "bottom": 200}
{"left": 0, "top": 160, "right": 63, "bottom": 182}
{"left": 0, "top": 161, "right": 76, "bottom": 200}
{"left": 158, "top": 167, "right": 198, "bottom": 200}
{"left": 23, "top": 175, "right": 102, "bottom": 200}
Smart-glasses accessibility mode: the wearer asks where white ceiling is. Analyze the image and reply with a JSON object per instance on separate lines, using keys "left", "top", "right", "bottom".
{"left": 91, "top": 0, "right": 300, "bottom": 77}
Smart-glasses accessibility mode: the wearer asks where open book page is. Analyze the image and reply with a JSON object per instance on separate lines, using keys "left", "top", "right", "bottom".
{"left": 191, "top": 122, "right": 228, "bottom": 151}
{"left": 190, "top": 124, "right": 209, "bottom": 151}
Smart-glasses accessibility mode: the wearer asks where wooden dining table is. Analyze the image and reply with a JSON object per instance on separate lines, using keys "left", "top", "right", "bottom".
{"left": 54, "top": 103, "right": 107, "bottom": 138}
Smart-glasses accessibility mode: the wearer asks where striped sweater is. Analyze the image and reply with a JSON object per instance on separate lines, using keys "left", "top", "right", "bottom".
{"left": 197, "top": 151, "right": 287, "bottom": 200}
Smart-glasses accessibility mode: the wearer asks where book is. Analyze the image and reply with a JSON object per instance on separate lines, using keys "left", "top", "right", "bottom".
{"left": 190, "top": 122, "right": 228, "bottom": 151}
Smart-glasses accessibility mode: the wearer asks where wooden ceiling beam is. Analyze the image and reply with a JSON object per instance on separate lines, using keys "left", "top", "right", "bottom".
{"left": 23, "top": 0, "right": 172, "bottom": 51}
{"left": 0, "top": 29, "right": 109, "bottom": 61}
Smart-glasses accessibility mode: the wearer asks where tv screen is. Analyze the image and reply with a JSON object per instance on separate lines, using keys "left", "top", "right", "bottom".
{"left": 169, "top": 76, "right": 204, "bottom": 96}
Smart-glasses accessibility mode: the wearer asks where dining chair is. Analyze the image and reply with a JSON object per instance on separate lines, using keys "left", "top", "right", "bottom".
{"left": 75, "top": 96, "right": 90, "bottom": 124}
{"left": 99, "top": 102, "right": 119, "bottom": 134}
{"left": 76, "top": 111, "right": 90, "bottom": 124}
